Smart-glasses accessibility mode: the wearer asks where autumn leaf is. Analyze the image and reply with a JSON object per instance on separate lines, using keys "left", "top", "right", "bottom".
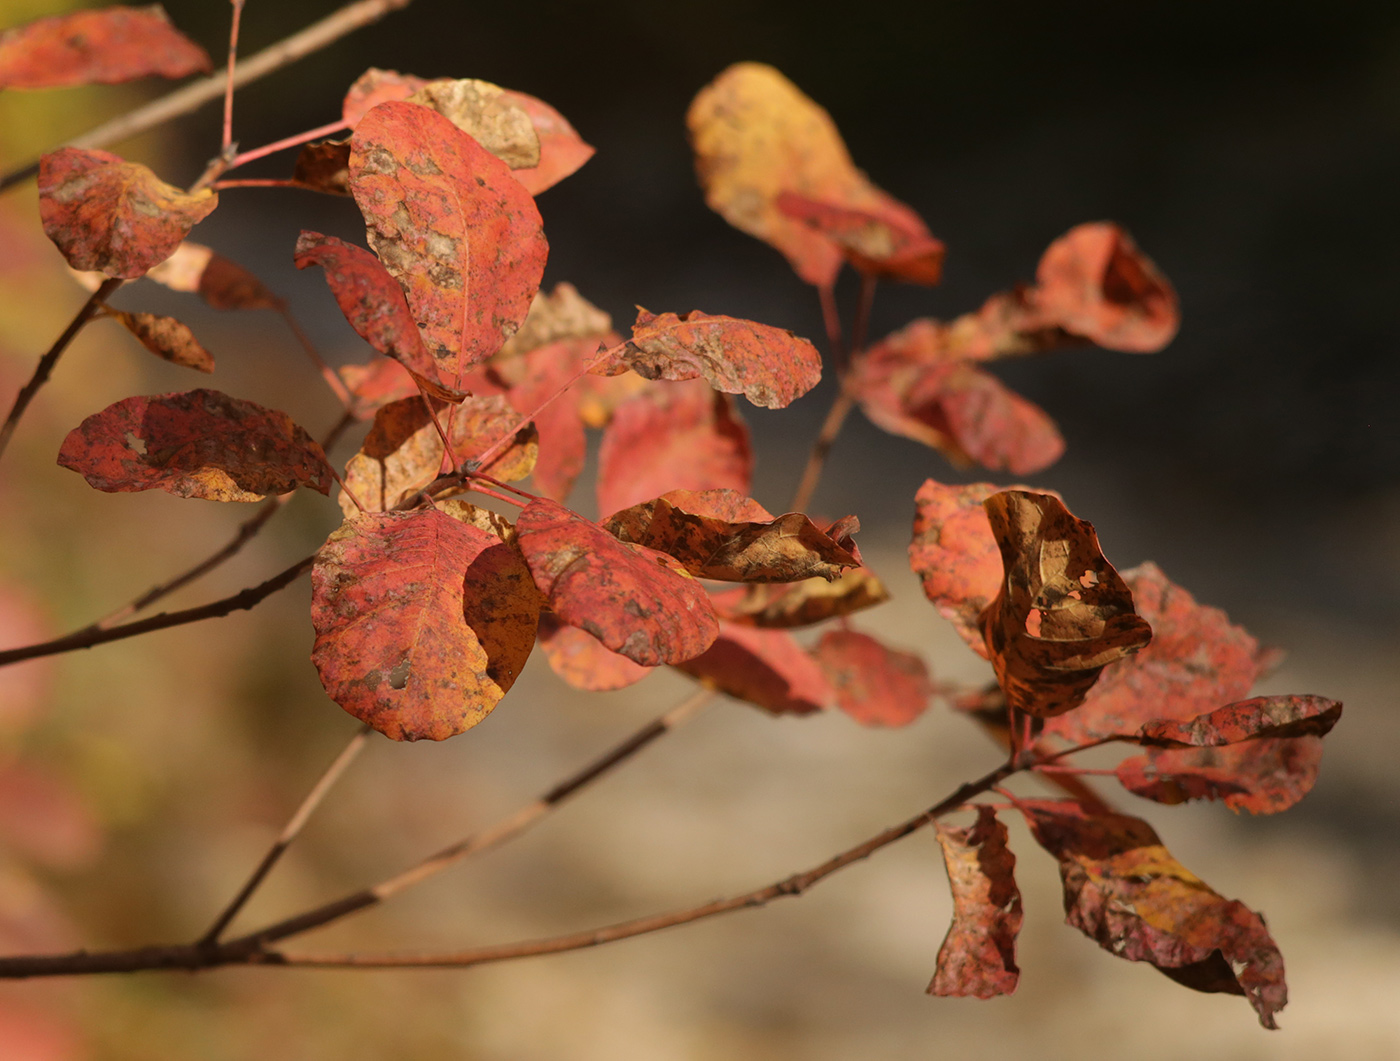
{"left": 930, "top": 806, "right": 1022, "bottom": 998}
{"left": 0, "top": 5, "right": 210, "bottom": 89}
{"left": 687, "top": 62, "right": 929, "bottom": 288}
{"left": 981, "top": 491, "right": 1152, "bottom": 718}
{"left": 1019, "top": 799, "right": 1287, "bottom": 1028}
{"left": 349, "top": 101, "right": 548, "bottom": 389}
{"left": 39, "top": 149, "right": 217, "bottom": 279}
{"left": 292, "top": 140, "right": 351, "bottom": 196}
{"left": 814, "top": 629, "right": 932, "bottom": 727}
{"left": 496, "top": 283, "right": 612, "bottom": 362}
{"left": 1115, "top": 737, "right": 1325, "bottom": 815}
{"left": 73, "top": 240, "right": 285, "bottom": 311}
{"left": 339, "top": 358, "right": 419, "bottom": 419}
{"left": 294, "top": 230, "right": 462, "bottom": 402}
{"left": 676, "top": 622, "right": 832, "bottom": 715}
{"left": 104, "top": 311, "right": 213, "bottom": 372}
{"left": 603, "top": 490, "right": 859, "bottom": 583}
{"left": 515, "top": 499, "right": 718, "bottom": 666}
{"left": 595, "top": 308, "right": 821, "bottom": 410}
{"left": 498, "top": 89, "right": 595, "bottom": 195}
{"left": 537, "top": 612, "right": 652, "bottom": 692}
{"left": 709, "top": 566, "right": 889, "bottom": 629}
{"left": 311, "top": 510, "right": 538, "bottom": 740}
{"left": 1138, "top": 695, "right": 1342, "bottom": 748}
{"left": 342, "top": 67, "right": 428, "bottom": 126}
{"left": 597, "top": 379, "right": 752, "bottom": 517}
{"left": 776, "top": 192, "right": 945, "bottom": 285}
{"left": 57, "top": 389, "right": 331, "bottom": 502}
{"left": 405, "top": 79, "right": 541, "bottom": 168}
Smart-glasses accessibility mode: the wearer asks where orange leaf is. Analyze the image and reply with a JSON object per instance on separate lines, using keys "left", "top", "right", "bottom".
{"left": 776, "top": 192, "right": 944, "bottom": 285}
{"left": 39, "top": 149, "right": 217, "bottom": 278}
{"left": 106, "top": 311, "right": 213, "bottom": 372}
{"left": 0, "top": 5, "right": 210, "bottom": 89}
{"left": 814, "top": 629, "right": 932, "bottom": 727}
{"left": 339, "top": 358, "right": 419, "bottom": 419}
{"left": 311, "top": 510, "right": 537, "bottom": 740}
{"left": 596, "top": 379, "right": 752, "bottom": 517}
{"left": 342, "top": 68, "right": 428, "bottom": 126}
{"left": 499, "top": 89, "right": 595, "bottom": 195}
{"left": 709, "top": 567, "right": 889, "bottom": 629}
{"left": 294, "top": 230, "right": 462, "bottom": 402}
{"left": 349, "top": 101, "right": 548, "bottom": 389}
{"left": 596, "top": 308, "right": 821, "bottom": 409}
{"left": 536, "top": 612, "right": 652, "bottom": 692}
{"left": 930, "top": 806, "right": 1022, "bottom": 998}
{"left": 1138, "top": 694, "right": 1342, "bottom": 748}
{"left": 515, "top": 499, "right": 718, "bottom": 666}
{"left": 981, "top": 491, "right": 1151, "bottom": 718}
{"left": 57, "top": 389, "right": 331, "bottom": 502}
{"left": 79, "top": 240, "right": 284, "bottom": 311}
{"left": 1116, "top": 738, "right": 1325, "bottom": 815}
{"left": 1020, "top": 799, "right": 1287, "bottom": 1028}
{"left": 676, "top": 622, "right": 832, "bottom": 715}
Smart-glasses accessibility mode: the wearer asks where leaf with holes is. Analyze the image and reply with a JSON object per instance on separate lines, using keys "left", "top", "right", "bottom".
{"left": 1019, "top": 799, "right": 1287, "bottom": 1028}
{"left": 349, "top": 101, "right": 547, "bottom": 389}
{"left": 515, "top": 499, "right": 717, "bottom": 665}
{"left": 595, "top": 308, "right": 821, "bottom": 410}
{"left": 57, "top": 389, "right": 330, "bottom": 502}
{"left": 981, "top": 491, "right": 1151, "bottom": 718}
{"left": 930, "top": 806, "right": 1022, "bottom": 999}
{"left": 676, "top": 622, "right": 832, "bottom": 715}
{"left": 537, "top": 612, "right": 652, "bottom": 692}
{"left": 39, "top": 149, "right": 217, "bottom": 278}
{"left": 106, "top": 311, "right": 213, "bottom": 372}
{"left": 0, "top": 5, "right": 210, "bottom": 89}
{"left": 1116, "top": 738, "right": 1326, "bottom": 815}
{"left": 776, "top": 192, "right": 944, "bottom": 285}
{"left": 710, "top": 567, "right": 889, "bottom": 629}
{"left": 814, "top": 629, "right": 932, "bottom": 727}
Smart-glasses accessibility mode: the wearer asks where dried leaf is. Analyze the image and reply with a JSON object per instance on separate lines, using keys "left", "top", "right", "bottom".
{"left": 537, "top": 612, "right": 652, "bottom": 692}
{"left": 106, "top": 311, "right": 213, "bottom": 372}
{"left": 349, "top": 101, "right": 548, "bottom": 388}
{"left": 406, "top": 79, "right": 541, "bottom": 168}
{"left": 596, "top": 379, "right": 752, "bottom": 517}
{"left": 0, "top": 5, "right": 211, "bottom": 89}
{"left": 342, "top": 68, "right": 428, "bottom": 126}
{"left": 1138, "top": 695, "right": 1342, "bottom": 748}
{"left": 57, "top": 389, "right": 330, "bottom": 502}
{"left": 930, "top": 806, "right": 1022, "bottom": 998}
{"left": 496, "top": 283, "right": 611, "bottom": 362}
{"left": 709, "top": 567, "right": 890, "bottom": 629}
{"left": 195, "top": 250, "right": 283, "bottom": 311}
{"left": 1046, "top": 563, "right": 1263, "bottom": 746}
{"left": 292, "top": 139, "right": 351, "bottom": 196}
{"left": 676, "top": 622, "right": 832, "bottom": 715}
{"left": 515, "top": 498, "right": 718, "bottom": 666}
{"left": 498, "top": 89, "right": 595, "bottom": 195}
{"left": 294, "top": 230, "right": 460, "bottom": 402}
{"left": 39, "top": 149, "right": 217, "bottom": 278}
{"left": 687, "top": 62, "right": 926, "bottom": 287}
{"left": 1019, "top": 799, "right": 1287, "bottom": 1028}
{"left": 981, "top": 491, "right": 1152, "bottom": 718}
{"left": 777, "top": 192, "right": 944, "bottom": 285}
{"left": 1116, "top": 739, "right": 1325, "bottom": 815}
{"left": 603, "top": 490, "right": 859, "bottom": 583}
{"left": 815, "top": 629, "right": 932, "bottom": 727}
{"left": 339, "top": 357, "right": 419, "bottom": 419}
{"left": 596, "top": 308, "right": 821, "bottom": 409}
{"left": 311, "top": 510, "right": 538, "bottom": 740}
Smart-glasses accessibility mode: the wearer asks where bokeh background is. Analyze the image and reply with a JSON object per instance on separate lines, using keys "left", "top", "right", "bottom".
{"left": 0, "top": 0, "right": 1396, "bottom": 1057}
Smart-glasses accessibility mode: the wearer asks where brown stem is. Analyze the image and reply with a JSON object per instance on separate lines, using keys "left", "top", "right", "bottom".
{"left": 0, "top": 0, "right": 415, "bottom": 193}
{"left": 0, "top": 555, "right": 314, "bottom": 669}
{"left": 199, "top": 724, "right": 373, "bottom": 946}
{"left": 787, "top": 389, "right": 855, "bottom": 513}
{"left": 0, "top": 278, "right": 122, "bottom": 461}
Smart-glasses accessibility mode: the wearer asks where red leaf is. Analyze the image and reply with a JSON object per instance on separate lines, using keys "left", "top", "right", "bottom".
{"left": 1046, "top": 563, "right": 1264, "bottom": 746}
{"left": 1116, "top": 739, "right": 1325, "bottom": 815}
{"left": 311, "top": 509, "right": 539, "bottom": 741}
{"left": 499, "top": 89, "right": 595, "bottom": 195}
{"left": 106, "top": 311, "right": 213, "bottom": 372}
{"left": 981, "top": 491, "right": 1152, "bottom": 718}
{"left": 349, "top": 101, "right": 548, "bottom": 389}
{"left": 676, "top": 622, "right": 832, "bottom": 715}
{"left": 57, "top": 389, "right": 331, "bottom": 502}
{"left": 930, "top": 806, "right": 1022, "bottom": 998}
{"left": 814, "top": 628, "right": 932, "bottom": 727}
{"left": 597, "top": 379, "right": 752, "bottom": 517}
{"left": 294, "top": 230, "right": 461, "bottom": 402}
{"left": 597, "top": 308, "right": 822, "bottom": 409}
{"left": 39, "top": 149, "right": 217, "bottom": 278}
{"left": 776, "top": 191, "right": 945, "bottom": 285}
{"left": 537, "top": 612, "right": 652, "bottom": 692}
{"left": 0, "top": 5, "right": 210, "bottom": 89}
{"left": 404, "top": 79, "right": 541, "bottom": 169}
{"left": 515, "top": 498, "right": 718, "bottom": 666}
{"left": 710, "top": 567, "right": 890, "bottom": 629}
{"left": 1139, "top": 694, "right": 1342, "bottom": 748}
{"left": 1020, "top": 799, "right": 1287, "bottom": 1028}
{"left": 342, "top": 68, "right": 428, "bottom": 126}
{"left": 339, "top": 358, "right": 420, "bottom": 419}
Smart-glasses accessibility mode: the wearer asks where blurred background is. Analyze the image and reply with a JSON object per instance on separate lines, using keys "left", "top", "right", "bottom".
{"left": 0, "top": 0, "right": 1396, "bottom": 1057}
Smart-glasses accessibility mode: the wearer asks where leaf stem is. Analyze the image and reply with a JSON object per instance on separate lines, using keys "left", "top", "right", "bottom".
{"left": 228, "top": 119, "right": 351, "bottom": 170}
{"left": 788, "top": 389, "right": 855, "bottom": 513}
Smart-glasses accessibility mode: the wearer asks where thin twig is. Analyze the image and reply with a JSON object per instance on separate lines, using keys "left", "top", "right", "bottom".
{"left": 817, "top": 282, "right": 844, "bottom": 367}
{"left": 210, "top": 178, "right": 305, "bottom": 191}
{"left": 279, "top": 306, "right": 354, "bottom": 408}
{"left": 469, "top": 347, "right": 608, "bottom": 472}
{"left": 788, "top": 389, "right": 855, "bottom": 513}
{"left": 850, "top": 273, "right": 877, "bottom": 359}
{"left": 222, "top": 1, "right": 247, "bottom": 151}
{"left": 0, "top": 0, "right": 414, "bottom": 193}
{"left": 229, "top": 119, "right": 351, "bottom": 170}
{"left": 199, "top": 724, "right": 373, "bottom": 946}
{"left": 0, "top": 278, "right": 122, "bottom": 461}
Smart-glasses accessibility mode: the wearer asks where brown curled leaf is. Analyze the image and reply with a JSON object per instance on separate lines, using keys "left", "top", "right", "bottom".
{"left": 676, "top": 622, "right": 832, "bottom": 715}
{"left": 537, "top": 612, "right": 652, "bottom": 692}
{"left": 57, "top": 389, "right": 331, "bottom": 502}
{"left": 603, "top": 490, "right": 859, "bottom": 583}
{"left": 709, "top": 566, "right": 889, "bottom": 629}
{"left": 105, "top": 311, "right": 213, "bottom": 372}
{"left": 595, "top": 308, "right": 821, "bottom": 410}
{"left": 39, "top": 149, "right": 217, "bottom": 278}
{"left": 981, "top": 491, "right": 1152, "bottom": 718}
{"left": 0, "top": 5, "right": 211, "bottom": 89}
{"left": 1019, "top": 799, "right": 1287, "bottom": 1028}
{"left": 776, "top": 191, "right": 944, "bottom": 285}
{"left": 814, "top": 628, "right": 932, "bottom": 727}
{"left": 930, "top": 806, "right": 1022, "bottom": 998}
{"left": 515, "top": 498, "right": 718, "bottom": 666}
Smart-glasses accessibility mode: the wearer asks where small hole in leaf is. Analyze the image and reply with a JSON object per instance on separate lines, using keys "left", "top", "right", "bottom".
{"left": 124, "top": 431, "right": 148, "bottom": 456}
{"left": 388, "top": 657, "right": 411, "bottom": 689}
{"left": 1079, "top": 570, "right": 1100, "bottom": 588}
{"left": 1025, "top": 609, "right": 1043, "bottom": 637}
